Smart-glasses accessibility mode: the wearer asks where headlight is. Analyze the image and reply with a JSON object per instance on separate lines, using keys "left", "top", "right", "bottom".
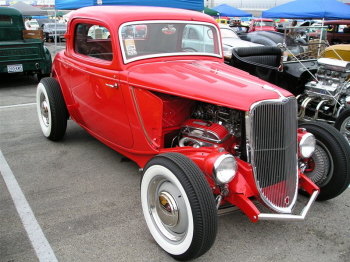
{"left": 299, "top": 133, "right": 316, "bottom": 158}
{"left": 213, "top": 154, "right": 237, "bottom": 184}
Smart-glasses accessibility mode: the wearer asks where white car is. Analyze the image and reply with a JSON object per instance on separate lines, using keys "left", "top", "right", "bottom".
{"left": 181, "top": 24, "right": 261, "bottom": 59}
{"left": 219, "top": 25, "right": 262, "bottom": 60}
{"left": 25, "top": 20, "right": 39, "bottom": 30}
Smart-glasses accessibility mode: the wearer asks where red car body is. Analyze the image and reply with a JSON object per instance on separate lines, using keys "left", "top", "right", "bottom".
{"left": 248, "top": 18, "right": 277, "bottom": 33}
{"left": 37, "top": 6, "right": 323, "bottom": 261}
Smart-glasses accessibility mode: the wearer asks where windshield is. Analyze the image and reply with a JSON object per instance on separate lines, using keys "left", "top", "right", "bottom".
{"left": 255, "top": 21, "right": 274, "bottom": 27}
{"left": 119, "top": 21, "right": 221, "bottom": 63}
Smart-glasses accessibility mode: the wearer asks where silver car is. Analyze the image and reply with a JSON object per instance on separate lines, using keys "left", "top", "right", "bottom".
{"left": 42, "top": 23, "right": 67, "bottom": 42}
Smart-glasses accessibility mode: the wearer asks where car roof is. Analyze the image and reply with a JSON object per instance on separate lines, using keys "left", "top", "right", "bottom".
{"left": 69, "top": 6, "right": 216, "bottom": 26}
{"left": 0, "top": 6, "right": 22, "bottom": 16}
{"left": 324, "top": 20, "right": 350, "bottom": 25}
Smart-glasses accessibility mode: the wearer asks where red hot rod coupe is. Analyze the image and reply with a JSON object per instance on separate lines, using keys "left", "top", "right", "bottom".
{"left": 36, "top": 6, "right": 350, "bottom": 261}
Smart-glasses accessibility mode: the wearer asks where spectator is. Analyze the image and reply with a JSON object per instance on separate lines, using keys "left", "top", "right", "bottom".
{"left": 327, "top": 25, "right": 334, "bottom": 32}
{"left": 343, "top": 25, "right": 350, "bottom": 33}
{"left": 57, "top": 16, "right": 64, "bottom": 24}
{"left": 24, "top": 17, "right": 31, "bottom": 29}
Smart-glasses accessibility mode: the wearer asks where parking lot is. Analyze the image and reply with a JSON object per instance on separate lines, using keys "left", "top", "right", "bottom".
{"left": 0, "top": 42, "right": 350, "bottom": 262}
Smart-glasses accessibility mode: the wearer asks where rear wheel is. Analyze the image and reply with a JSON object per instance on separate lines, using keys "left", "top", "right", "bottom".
{"left": 141, "top": 153, "right": 217, "bottom": 261}
{"left": 299, "top": 122, "right": 350, "bottom": 200}
{"left": 36, "top": 77, "right": 68, "bottom": 141}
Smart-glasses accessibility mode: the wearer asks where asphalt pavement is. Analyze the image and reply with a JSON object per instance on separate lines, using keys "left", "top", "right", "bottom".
{"left": 0, "top": 48, "right": 349, "bottom": 262}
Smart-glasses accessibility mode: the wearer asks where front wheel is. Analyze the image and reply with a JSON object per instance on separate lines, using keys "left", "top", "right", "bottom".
{"left": 141, "top": 153, "right": 217, "bottom": 261}
{"left": 299, "top": 122, "right": 350, "bottom": 200}
{"left": 36, "top": 77, "right": 68, "bottom": 141}
{"left": 334, "top": 108, "right": 350, "bottom": 145}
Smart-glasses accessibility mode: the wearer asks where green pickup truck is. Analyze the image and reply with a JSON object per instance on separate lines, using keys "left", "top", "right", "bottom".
{"left": 0, "top": 7, "right": 52, "bottom": 81}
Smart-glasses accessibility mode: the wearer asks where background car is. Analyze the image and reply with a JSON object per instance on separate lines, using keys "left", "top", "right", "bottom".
{"left": 320, "top": 44, "right": 350, "bottom": 61}
{"left": 248, "top": 18, "right": 277, "bottom": 33}
{"left": 219, "top": 24, "right": 262, "bottom": 60}
{"left": 25, "top": 19, "right": 40, "bottom": 30}
{"left": 324, "top": 20, "right": 350, "bottom": 44}
{"left": 241, "top": 30, "right": 304, "bottom": 57}
{"left": 42, "top": 22, "right": 67, "bottom": 42}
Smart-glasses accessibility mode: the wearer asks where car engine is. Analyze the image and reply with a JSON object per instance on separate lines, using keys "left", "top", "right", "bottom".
{"left": 178, "top": 102, "right": 243, "bottom": 156}
{"left": 298, "top": 58, "right": 350, "bottom": 121}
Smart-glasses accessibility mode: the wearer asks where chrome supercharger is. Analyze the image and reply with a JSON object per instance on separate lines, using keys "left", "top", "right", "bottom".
{"left": 298, "top": 58, "right": 350, "bottom": 122}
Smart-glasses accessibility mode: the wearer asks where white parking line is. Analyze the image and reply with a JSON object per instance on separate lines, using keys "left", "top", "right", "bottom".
{"left": 0, "top": 103, "right": 36, "bottom": 109}
{"left": 0, "top": 150, "right": 58, "bottom": 262}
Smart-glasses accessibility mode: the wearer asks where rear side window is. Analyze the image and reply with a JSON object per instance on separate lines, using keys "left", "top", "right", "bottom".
{"left": 74, "top": 23, "right": 113, "bottom": 61}
{"left": 0, "top": 15, "right": 12, "bottom": 25}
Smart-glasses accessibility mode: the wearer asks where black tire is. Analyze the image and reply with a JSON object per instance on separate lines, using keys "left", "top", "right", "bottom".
{"left": 36, "top": 77, "right": 68, "bottom": 141}
{"left": 37, "top": 73, "right": 50, "bottom": 82}
{"left": 334, "top": 108, "right": 350, "bottom": 145}
{"left": 141, "top": 153, "right": 217, "bottom": 261}
{"left": 299, "top": 122, "right": 350, "bottom": 200}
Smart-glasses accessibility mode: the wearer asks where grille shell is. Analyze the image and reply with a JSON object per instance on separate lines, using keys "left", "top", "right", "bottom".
{"left": 247, "top": 97, "right": 298, "bottom": 213}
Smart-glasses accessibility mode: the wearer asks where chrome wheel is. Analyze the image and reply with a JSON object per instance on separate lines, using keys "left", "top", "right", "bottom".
{"left": 338, "top": 115, "right": 350, "bottom": 145}
{"left": 40, "top": 95, "right": 50, "bottom": 128}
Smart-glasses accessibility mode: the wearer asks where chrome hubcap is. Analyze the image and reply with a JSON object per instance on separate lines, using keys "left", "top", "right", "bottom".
{"left": 148, "top": 176, "right": 188, "bottom": 241}
{"left": 40, "top": 95, "right": 49, "bottom": 127}
{"left": 157, "top": 191, "right": 179, "bottom": 227}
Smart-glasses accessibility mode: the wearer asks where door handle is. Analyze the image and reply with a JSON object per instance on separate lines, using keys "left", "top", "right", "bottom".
{"left": 105, "top": 83, "right": 118, "bottom": 89}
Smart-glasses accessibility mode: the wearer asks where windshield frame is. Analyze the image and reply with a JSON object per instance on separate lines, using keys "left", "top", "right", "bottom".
{"left": 119, "top": 20, "right": 222, "bottom": 64}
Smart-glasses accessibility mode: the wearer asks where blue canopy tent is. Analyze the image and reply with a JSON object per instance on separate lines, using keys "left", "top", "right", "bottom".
{"left": 262, "top": 0, "right": 350, "bottom": 20}
{"left": 212, "top": 4, "right": 252, "bottom": 17}
{"left": 55, "top": 0, "right": 203, "bottom": 10}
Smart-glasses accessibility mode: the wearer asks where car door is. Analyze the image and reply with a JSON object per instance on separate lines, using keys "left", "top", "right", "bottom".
{"left": 68, "top": 22, "right": 133, "bottom": 148}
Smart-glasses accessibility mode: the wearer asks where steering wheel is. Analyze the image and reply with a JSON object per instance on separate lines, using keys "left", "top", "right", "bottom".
{"left": 89, "top": 45, "right": 112, "bottom": 61}
{"left": 180, "top": 47, "right": 198, "bottom": 52}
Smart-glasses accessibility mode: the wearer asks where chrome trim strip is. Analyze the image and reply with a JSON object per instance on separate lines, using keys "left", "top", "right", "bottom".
{"left": 258, "top": 190, "right": 319, "bottom": 221}
{"left": 119, "top": 20, "right": 223, "bottom": 64}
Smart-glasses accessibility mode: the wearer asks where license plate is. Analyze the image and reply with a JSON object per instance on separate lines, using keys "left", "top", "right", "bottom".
{"left": 7, "top": 64, "right": 23, "bottom": 73}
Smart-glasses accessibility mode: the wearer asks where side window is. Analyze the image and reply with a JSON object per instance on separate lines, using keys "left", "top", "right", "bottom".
{"left": 74, "top": 23, "right": 113, "bottom": 61}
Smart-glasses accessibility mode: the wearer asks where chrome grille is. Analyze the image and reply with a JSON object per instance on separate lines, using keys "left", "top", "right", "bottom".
{"left": 248, "top": 97, "right": 298, "bottom": 213}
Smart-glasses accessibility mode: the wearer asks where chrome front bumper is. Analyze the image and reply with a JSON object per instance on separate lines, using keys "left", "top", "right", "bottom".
{"left": 258, "top": 190, "right": 319, "bottom": 221}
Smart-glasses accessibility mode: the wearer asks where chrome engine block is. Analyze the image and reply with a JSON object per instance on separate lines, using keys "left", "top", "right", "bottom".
{"left": 299, "top": 58, "right": 350, "bottom": 121}
{"left": 304, "top": 58, "right": 350, "bottom": 100}
{"left": 178, "top": 103, "right": 242, "bottom": 152}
